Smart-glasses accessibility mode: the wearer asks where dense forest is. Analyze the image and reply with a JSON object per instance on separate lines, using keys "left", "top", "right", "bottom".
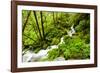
{"left": 22, "top": 10, "right": 90, "bottom": 62}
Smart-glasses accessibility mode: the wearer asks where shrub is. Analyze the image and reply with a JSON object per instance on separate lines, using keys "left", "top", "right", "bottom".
{"left": 63, "top": 36, "right": 90, "bottom": 59}
{"left": 46, "top": 48, "right": 60, "bottom": 61}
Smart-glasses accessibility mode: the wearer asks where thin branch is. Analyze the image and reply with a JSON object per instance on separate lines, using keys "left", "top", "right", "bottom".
{"left": 24, "top": 34, "right": 37, "bottom": 42}
{"left": 22, "top": 11, "right": 31, "bottom": 32}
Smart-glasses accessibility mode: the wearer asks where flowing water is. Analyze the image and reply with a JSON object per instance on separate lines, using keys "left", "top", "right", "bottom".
{"left": 23, "top": 25, "right": 75, "bottom": 62}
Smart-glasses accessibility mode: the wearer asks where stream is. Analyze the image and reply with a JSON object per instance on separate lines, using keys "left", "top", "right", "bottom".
{"left": 23, "top": 25, "right": 75, "bottom": 62}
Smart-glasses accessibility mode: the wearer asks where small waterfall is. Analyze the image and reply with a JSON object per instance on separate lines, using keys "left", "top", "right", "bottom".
{"left": 23, "top": 36, "right": 65, "bottom": 62}
{"left": 47, "top": 45, "right": 58, "bottom": 50}
{"left": 58, "top": 37, "right": 65, "bottom": 45}
{"left": 23, "top": 25, "right": 76, "bottom": 62}
{"left": 23, "top": 45, "right": 59, "bottom": 62}
{"left": 68, "top": 25, "right": 75, "bottom": 37}
{"left": 23, "top": 49, "right": 50, "bottom": 62}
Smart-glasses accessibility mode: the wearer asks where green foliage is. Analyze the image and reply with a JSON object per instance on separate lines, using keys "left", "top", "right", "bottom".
{"left": 22, "top": 10, "right": 90, "bottom": 61}
{"left": 46, "top": 36, "right": 90, "bottom": 60}
{"left": 51, "top": 38, "right": 60, "bottom": 45}
{"left": 63, "top": 36, "right": 90, "bottom": 59}
{"left": 46, "top": 49, "right": 60, "bottom": 61}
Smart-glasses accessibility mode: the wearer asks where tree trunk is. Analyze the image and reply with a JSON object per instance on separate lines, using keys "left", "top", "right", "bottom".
{"left": 53, "top": 12, "right": 55, "bottom": 23}
{"left": 33, "top": 11, "right": 43, "bottom": 40}
{"left": 40, "top": 11, "right": 45, "bottom": 40}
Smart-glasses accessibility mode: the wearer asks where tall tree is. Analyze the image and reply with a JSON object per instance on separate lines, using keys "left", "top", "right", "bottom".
{"left": 40, "top": 11, "right": 45, "bottom": 40}
{"left": 33, "top": 11, "right": 43, "bottom": 40}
